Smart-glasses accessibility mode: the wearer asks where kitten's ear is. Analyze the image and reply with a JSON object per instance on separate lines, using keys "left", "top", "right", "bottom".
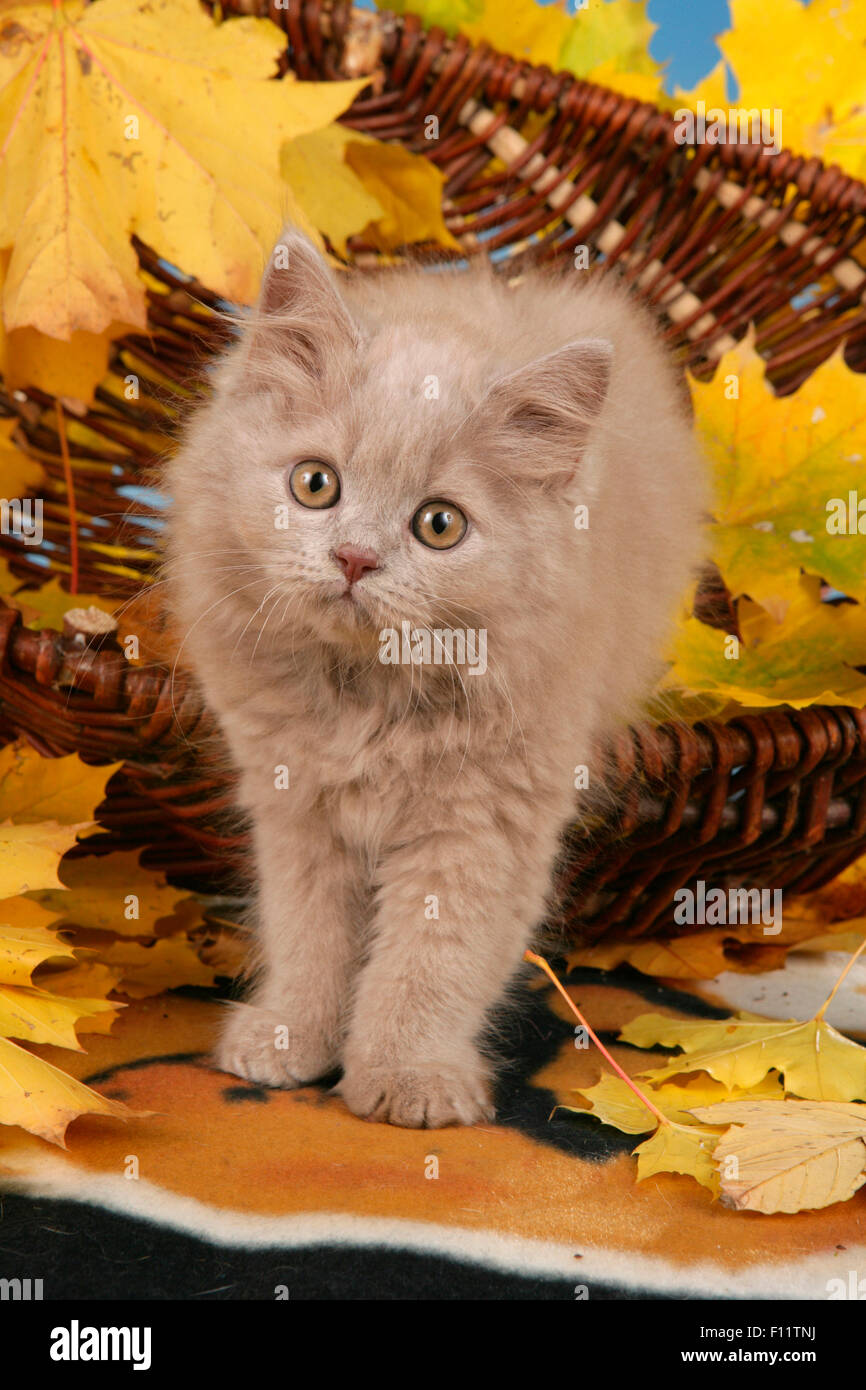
{"left": 478, "top": 338, "right": 613, "bottom": 488}
{"left": 245, "top": 229, "right": 359, "bottom": 381}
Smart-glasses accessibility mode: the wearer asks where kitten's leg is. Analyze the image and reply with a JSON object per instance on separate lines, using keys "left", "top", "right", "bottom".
{"left": 338, "top": 825, "right": 553, "bottom": 1127}
{"left": 215, "top": 808, "right": 361, "bottom": 1088}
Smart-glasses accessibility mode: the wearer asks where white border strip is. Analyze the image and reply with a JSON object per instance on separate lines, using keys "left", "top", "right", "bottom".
{"left": 3, "top": 1155, "right": 858, "bottom": 1299}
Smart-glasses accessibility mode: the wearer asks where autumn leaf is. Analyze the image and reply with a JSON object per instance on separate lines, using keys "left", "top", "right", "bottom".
{"left": 0, "top": 981, "right": 120, "bottom": 1050}
{"left": 623, "top": 1011, "right": 866, "bottom": 1103}
{"left": 557, "top": 0, "right": 660, "bottom": 90}
{"left": 789, "top": 852, "right": 866, "bottom": 926}
{"left": 0, "top": 742, "right": 120, "bottom": 824}
{"left": 0, "top": 0, "right": 366, "bottom": 339}
{"left": 342, "top": 137, "right": 462, "bottom": 253}
{"left": 0, "top": 1033, "right": 135, "bottom": 1145}
{"left": 0, "top": 743, "right": 120, "bottom": 894}
{"left": 0, "top": 895, "right": 61, "bottom": 933}
{"left": 567, "top": 1072, "right": 784, "bottom": 1193}
{"left": 280, "top": 127, "right": 386, "bottom": 260}
{"left": 567, "top": 930, "right": 789, "bottom": 980}
{"left": 567, "top": 900, "right": 862, "bottom": 979}
{"left": 691, "top": 337, "right": 866, "bottom": 608}
{"left": 11, "top": 579, "right": 119, "bottom": 631}
{"left": 0, "top": 415, "right": 43, "bottom": 495}
{"left": 378, "top": 0, "right": 663, "bottom": 98}
{"left": 671, "top": 59, "right": 729, "bottom": 115}
{"left": 0, "top": 822, "right": 94, "bottom": 896}
{"left": 717, "top": 0, "right": 866, "bottom": 179}
{"left": 31, "top": 850, "right": 198, "bottom": 937}
{"left": 661, "top": 577, "right": 866, "bottom": 711}
{"left": 378, "top": 0, "right": 484, "bottom": 38}
{"left": 36, "top": 957, "right": 124, "bottom": 1015}
{"left": 690, "top": 1099, "right": 866, "bottom": 1214}
{"left": 89, "top": 936, "right": 218, "bottom": 998}
{"left": 281, "top": 126, "right": 461, "bottom": 256}
{"left": 0, "top": 923, "right": 77, "bottom": 986}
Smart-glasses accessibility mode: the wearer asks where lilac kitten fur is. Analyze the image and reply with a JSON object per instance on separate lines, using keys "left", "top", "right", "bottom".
{"left": 164, "top": 231, "right": 706, "bottom": 1128}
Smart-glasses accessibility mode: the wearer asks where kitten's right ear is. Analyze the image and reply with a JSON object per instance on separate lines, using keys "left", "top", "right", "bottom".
{"left": 244, "top": 229, "right": 359, "bottom": 382}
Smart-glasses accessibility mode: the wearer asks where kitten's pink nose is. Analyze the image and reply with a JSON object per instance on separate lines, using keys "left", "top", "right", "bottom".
{"left": 334, "top": 544, "right": 380, "bottom": 586}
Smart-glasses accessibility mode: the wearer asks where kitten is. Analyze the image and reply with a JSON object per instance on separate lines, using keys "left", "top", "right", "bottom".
{"left": 164, "top": 230, "right": 706, "bottom": 1127}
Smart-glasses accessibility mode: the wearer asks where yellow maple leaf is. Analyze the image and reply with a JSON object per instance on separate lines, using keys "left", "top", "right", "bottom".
{"left": 461, "top": 0, "right": 574, "bottom": 68}
{"left": 623, "top": 1011, "right": 866, "bottom": 1103}
{"left": 567, "top": 1072, "right": 783, "bottom": 1193}
{"left": 0, "top": 1033, "right": 135, "bottom": 1145}
{"left": 90, "top": 936, "right": 217, "bottom": 998}
{"left": 690, "top": 336, "right": 866, "bottom": 609}
{"left": 690, "top": 1098, "right": 866, "bottom": 1214}
{"left": 567, "top": 930, "right": 789, "bottom": 980}
{"left": 671, "top": 59, "right": 729, "bottom": 115}
{"left": 0, "top": 822, "right": 94, "bottom": 896}
{"left": 0, "top": 743, "right": 121, "bottom": 894}
{"left": 280, "top": 126, "right": 386, "bottom": 260}
{"left": 718, "top": 0, "right": 866, "bottom": 178}
{"left": 0, "top": 0, "right": 366, "bottom": 338}
{"left": 0, "top": 923, "right": 77, "bottom": 987}
{"left": 36, "top": 957, "right": 124, "bottom": 1018}
{"left": 342, "top": 137, "right": 462, "bottom": 252}
{"left": 0, "top": 742, "right": 121, "bottom": 824}
{"left": 31, "top": 850, "right": 197, "bottom": 937}
{"left": 282, "top": 126, "right": 461, "bottom": 256}
{"left": 661, "top": 576, "right": 866, "bottom": 711}
{"left": 0, "top": 981, "right": 120, "bottom": 1050}
{"left": 0, "top": 415, "right": 43, "bottom": 495}
{"left": 0, "top": 244, "right": 129, "bottom": 404}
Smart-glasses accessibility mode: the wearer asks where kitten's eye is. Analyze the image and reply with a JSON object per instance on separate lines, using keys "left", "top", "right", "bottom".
{"left": 288, "top": 461, "right": 341, "bottom": 509}
{"left": 411, "top": 500, "right": 467, "bottom": 551}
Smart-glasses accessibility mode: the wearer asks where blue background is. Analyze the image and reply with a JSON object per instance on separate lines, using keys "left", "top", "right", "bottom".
{"left": 357, "top": 1, "right": 737, "bottom": 94}
{"left": 647, "top": 0, "right": 731, "bottom": 92}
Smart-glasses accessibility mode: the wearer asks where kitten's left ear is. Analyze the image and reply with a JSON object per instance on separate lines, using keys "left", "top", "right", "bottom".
{"left": 478, "top": 338, "right": 613, "bottom": 488}
{"left": 245, "top": 228, "right": 359, "bottom": 381}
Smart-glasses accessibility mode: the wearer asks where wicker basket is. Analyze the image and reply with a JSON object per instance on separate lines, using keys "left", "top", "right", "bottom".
{"left": 2, "top": 0, "right": 866, "bottom": 942}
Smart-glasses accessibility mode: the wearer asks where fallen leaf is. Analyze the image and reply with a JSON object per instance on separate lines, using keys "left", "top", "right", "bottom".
{"left": 0, "top": 821, "right": 95, "bottom": 896}
{"left": 622, "top": 1011, "right": 866, "bottom": 1103}
{"left": 0, "top": 742, "right": 121, "bottom": 824}
{"left": 0, "top": 1033, "right": 134, "bottom": 1145}
{"left": 567, "top": 930, "right": 789, "bottom": 979}
{"left": 0, "top": 924, "right": 77, "bottom": 987}
{"left": 0, "top": 416, "right": 43, "bottom": 495}
{"left": 0, "top": 981, "right": 120, "bottom": 1049}
{"left": 88, "top": 936, "right": 218, "bottom": 998}
{"left": 32, "top": 850, "right": 198, "bottom": 937}
{"left": 564, "top": 1073, "right": 781, "bottom": 1193}
{"left": 690, "top": 1098, "right": 866, "bottom": 1213}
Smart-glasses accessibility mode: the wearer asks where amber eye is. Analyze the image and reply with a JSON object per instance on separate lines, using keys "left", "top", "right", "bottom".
{"left": 288, "top": 461, "right": 340, "bottom": 509}
{"left": 411, "top": 500, "right": 467, "bottom": 550}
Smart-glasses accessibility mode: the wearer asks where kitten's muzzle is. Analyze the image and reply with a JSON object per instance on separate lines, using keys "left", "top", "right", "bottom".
{"left": 333, "top": 545, "right": 380, "bottom": 587}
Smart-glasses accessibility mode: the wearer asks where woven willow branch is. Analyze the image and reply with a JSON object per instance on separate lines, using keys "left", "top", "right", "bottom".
{"left": 692, "top": 168, "right": 866, "bottom": 302}
{"left": 457, "top": 98, "right": 737, "bottom": 359}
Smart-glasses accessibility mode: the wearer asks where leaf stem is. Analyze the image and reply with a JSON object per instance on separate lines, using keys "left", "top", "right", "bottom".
{"left": 815, "top": 935, "right": 866, "bottom": 1020}
{"left": 56, "top": 400, "right": 78, "bottom": 595}
{"left": 523, "top": 949, "right": 669, "bottom": 1128}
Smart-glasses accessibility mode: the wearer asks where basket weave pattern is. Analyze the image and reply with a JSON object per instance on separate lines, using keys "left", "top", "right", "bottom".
{"left": 2, "top": 0, "right": 866, "bottom": 939}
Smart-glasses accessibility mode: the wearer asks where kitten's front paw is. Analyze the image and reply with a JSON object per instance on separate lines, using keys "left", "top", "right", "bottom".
{"left": 214, "top": 1003, "right": 337, "bottom": 1089}
{"left": 338, "top": 1059, "right": 495, "bottom": 1128}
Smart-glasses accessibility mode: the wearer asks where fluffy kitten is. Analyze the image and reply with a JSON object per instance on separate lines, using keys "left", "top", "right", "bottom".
{"left": 164, "top": 230, "right": 706, "bottom": 1127}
